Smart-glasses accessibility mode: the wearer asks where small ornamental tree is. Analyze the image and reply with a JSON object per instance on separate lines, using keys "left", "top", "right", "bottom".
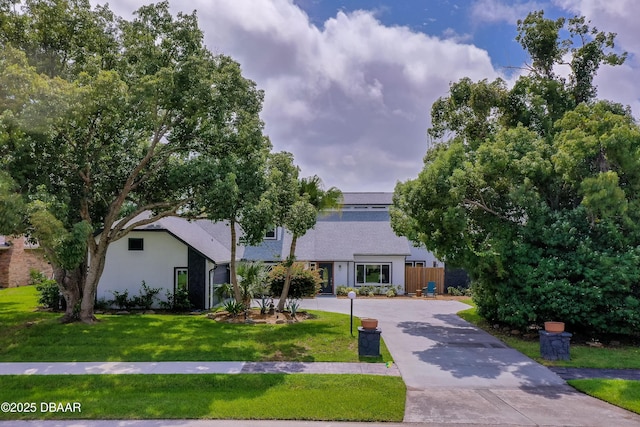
{"left": 265, "top": 153, "right": 342, "bottom": 311}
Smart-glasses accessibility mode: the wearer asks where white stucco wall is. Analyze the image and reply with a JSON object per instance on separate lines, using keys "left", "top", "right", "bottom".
{"left": 96, "top": 231, "right": 188, "bottom": 305}
{"left": 333, "top": 262, "right": 349, "bottom": 289}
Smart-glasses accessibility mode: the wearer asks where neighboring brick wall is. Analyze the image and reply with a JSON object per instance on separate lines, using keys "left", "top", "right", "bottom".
{"left": 0, "top": 236, "right": 53, "bottom": 288}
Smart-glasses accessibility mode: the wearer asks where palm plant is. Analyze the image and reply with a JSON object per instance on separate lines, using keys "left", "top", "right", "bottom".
{"left": 236, "top": 261, "right": 269, "bottom": 308}
{"left": 276, "top": 176, "right": 342, "bottom": 311}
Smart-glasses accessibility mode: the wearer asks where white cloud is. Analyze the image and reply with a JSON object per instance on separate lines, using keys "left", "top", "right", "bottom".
{"left": 106, "top": 0, "right": 494, "bottom": 192}
{"left": 470, "top": 0, "right": 544, "bottom": 25}
{"left": 197, "top": 1, "right": 501, "bottom": 191}
{"left": 442, "top": 28, "right": 473, "bottom": 43}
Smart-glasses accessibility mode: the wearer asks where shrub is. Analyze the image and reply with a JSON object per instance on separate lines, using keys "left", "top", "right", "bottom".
{"left": 447, "top": 286, "right": 464, "bottom": 296}
{"left": 214, "top": 283, "right": 233, "bottom": 301}
{"left": 110, "top": 289, "right": 132, "bottom": 310}
{"left": 94, "top": 297, "right": 110, "bottom": 311}
{"left": 386, "top": 287, "right": 397, "bottom": 297}
{"left": 161, "top": 287, "right": 192, "bottom": 312}
{"left": 359, "top": 285, "right": 374, "bottom": 296}
{"left": 223, "top": 299, "right": 245, "bottom": 316}
{"left": 336, "top": 286, "right": 358, "bottom": 296}
{"left": 286, "top": 298, "right": 301, "bottom": 317}
{"left": 268, "top": 263, "right": 322, "bottom": 299}
{"left": 32, "top": 272, "right": 61, "bottom": 310}
{"left": 237, "top": 261, "right": 270, "bottom": 307}
{"left": 131, "top": 281, "right": 161, "bottom": 310}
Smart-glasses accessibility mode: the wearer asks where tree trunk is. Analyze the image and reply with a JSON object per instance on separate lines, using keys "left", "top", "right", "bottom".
{"left": 77, "top": 239, "right": 109, "bottom": 324}
{"left": 277, "top": 235, "right": 297, "bottom": 312}
{"left": 229, "top": 219, "right": 242, "bottom": 304}
{"left": 53, "top": 265, "right": 83, "bottom": 323}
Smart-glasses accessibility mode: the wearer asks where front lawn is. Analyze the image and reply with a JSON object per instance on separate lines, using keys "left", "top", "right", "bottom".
{"left": 0, "top": 286, "right": 392, "bottom": 362}
{"left": 0, "top": 374, "right": 406, "bottom": 421}
{"left": 0, "top": 286, "right": 405, "bottom": 422}
{"left": 568, "top": 379, "right": 640, "bottom": 415}
{"left": 456, "top": 299, "right": 640, "bottom": 369}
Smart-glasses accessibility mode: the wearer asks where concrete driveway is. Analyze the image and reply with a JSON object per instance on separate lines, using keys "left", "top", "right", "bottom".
{"left": 301, "top": 297, "right": 640, "bottom": 426}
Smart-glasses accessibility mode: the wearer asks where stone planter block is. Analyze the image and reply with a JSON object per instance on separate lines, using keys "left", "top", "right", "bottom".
{"left": 539, "top": 330, "right": 572, "bottom": 361}
{"left": 358, "top": 327, "right": 381, "bottom": 357}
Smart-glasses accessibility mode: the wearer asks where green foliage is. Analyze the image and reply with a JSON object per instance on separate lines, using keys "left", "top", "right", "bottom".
{"left": 132, "top": 282, "right": 161, "bottom": 310}
{"left": 214, "top": 283, "right": 234, "bottom": 301}
{"left": 257, "top": 296, "right": 274, "bottom": 315}
{"left": 447, "top": 287, "right": 464, "bottom": 296}
{"left": 393, "top": 11, "right": 640, "bottom": 336}
{"left": 222, "top": 299, "right": 245, "bottom": 317}
{"left": 108, "top": 283, "right": 161, "bottom": 310}
{"left": 0, "top": 1, "right": 270, "bottom": 321}
{"left": 161, "top": 287, "right": 192, "bottom": 312}
{"left": 285, "top": 298, "right": 301, "bottom": 317}
{"left": 94, "top": 298, "right": 110, "bottom": 311}
{"left": 31, "top": 270, "right": 60, "bottom": 310}
{"left": 110, "top": 290, "right": 132, "bottom": 310}
{"left": 268, "top": 263, "right": 322, "bottom": 300}
{"left": 236, "top": 261, "right": 270, "bottom": 307}
{"left": 0, "top": 172, "right": 24, "bottom": 235}
{"left": 336, "top": 286, "right": 358, "bottom": 296}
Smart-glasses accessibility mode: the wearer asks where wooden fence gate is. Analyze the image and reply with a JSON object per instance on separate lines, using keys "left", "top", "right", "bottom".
{"left": 405, "top": 267, "right": 445, "bottom": 294}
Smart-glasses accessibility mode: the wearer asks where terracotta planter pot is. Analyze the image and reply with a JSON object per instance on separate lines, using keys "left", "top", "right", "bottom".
{"left": 416, "top": 290, "right": 422, "bottom": 297}
{"left": 361, "top": 318, "right": 378, "bottom": 330}
{"left": 544, "top": 321, "right": 565, "bottom": 333}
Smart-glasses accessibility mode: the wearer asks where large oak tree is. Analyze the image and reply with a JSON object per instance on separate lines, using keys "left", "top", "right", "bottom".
{"left": 0, "top": 1, "right": 266, "bottom": 323}
{"left": 392, "top": 11, "right": 639, "bottom": 335}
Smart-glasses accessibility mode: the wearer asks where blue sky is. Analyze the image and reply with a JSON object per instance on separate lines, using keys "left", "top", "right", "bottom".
{"left": 102, "top": 0, "right": 639, "bottom": 192}
{"left": 295, "top": 0, "right": 531, "bottom": 69}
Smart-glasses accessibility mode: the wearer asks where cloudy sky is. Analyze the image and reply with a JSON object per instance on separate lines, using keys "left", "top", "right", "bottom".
{"left": 98, "top": 0, "right": 639, "bottom": 192}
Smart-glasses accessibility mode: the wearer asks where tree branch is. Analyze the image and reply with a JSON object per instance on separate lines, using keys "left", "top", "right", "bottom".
{"left": 463, "top": 198, "right": 510, "bottom": 221}
{"left": 102, "top": 114, "right": 171, "bottom": 229}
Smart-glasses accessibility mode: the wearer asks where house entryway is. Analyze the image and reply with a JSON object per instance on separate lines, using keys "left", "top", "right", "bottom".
{"left": 318, "top": 262, "right": 334, "bottom": 294}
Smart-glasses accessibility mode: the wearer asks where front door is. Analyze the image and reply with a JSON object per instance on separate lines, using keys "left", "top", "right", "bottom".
{"left": 318, "top": 262, "right": 334, "bottom": 294}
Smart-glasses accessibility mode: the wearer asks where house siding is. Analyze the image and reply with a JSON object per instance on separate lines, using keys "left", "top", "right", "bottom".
{"left": 352, "top": 255, "right": 406, "bottom": 293}
{"left": 0, "top": 236, "right": 53, "bottom": 288}
{"left": 188, "top": 247, "right": 206, "bottom": 310}
{"left": 334, "top": 261, "right": 349, "bottom": 288}
{"left": 97, "top": 231, "right": 188, "bottom": 306}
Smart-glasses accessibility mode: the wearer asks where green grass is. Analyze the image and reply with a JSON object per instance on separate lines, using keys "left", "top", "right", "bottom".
{"left": 568, "top": 379, "right": 640, "bottom": 414}
{"left": 0, "top": 374, "right": 406, "bottom": 421}
{"left": 457, "top": 301, "right": 640, "bottom": 369}
{"left": 0, "top": 286, "right": 392, "bottom": 362}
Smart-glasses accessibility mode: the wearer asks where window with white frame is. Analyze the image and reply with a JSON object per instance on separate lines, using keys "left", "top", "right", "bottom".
{"left": 356, "top": 263, "right": 390, "bottom": 285}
